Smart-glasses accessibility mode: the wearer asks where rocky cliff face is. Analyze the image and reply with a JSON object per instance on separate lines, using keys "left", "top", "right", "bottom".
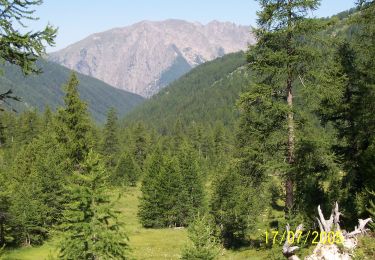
{"left": 49, "top": 19, "right": 254, "bottom": 97}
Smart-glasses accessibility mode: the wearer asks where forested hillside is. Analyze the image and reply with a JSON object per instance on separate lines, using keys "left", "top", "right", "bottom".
{"left": 0, "top": 60, "right": 144, "bottom": 122}
{"left": 125, "top": 52, "right": 249, "bottom": 131}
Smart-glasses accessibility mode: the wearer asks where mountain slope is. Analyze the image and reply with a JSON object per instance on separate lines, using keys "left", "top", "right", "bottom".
{"left": 49, "top": 20, "right": 254, "bottom": 97}
{"left": 0, "top": 60, "right": 144, "bottom": 122}
{"left": 124, "top": 10, "right": 362, "bottom": 131}
{"left": 124, "top": 52, "right": 249, "bottom": 130}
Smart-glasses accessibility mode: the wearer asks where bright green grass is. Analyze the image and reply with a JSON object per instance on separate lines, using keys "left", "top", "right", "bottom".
{"left": 3, "top": 186, "right": 271, "bottom": 260}
{"left": 1, "top": 240, "right": 57, "bottom": 260}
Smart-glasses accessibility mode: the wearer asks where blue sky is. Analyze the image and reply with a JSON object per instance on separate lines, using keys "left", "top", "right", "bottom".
{"left": 30, "top": 0, "right": 357, "bottom": 52}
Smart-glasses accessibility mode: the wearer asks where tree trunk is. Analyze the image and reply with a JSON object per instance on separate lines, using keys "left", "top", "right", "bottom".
{"left": 285, "top": 0, "right": 295, "bottom": 212}
{"left": 0, "top": 214, "right": 4, "bottom": 246}
{"left": 286, "top": 81, "right": 294, "bottom": 211}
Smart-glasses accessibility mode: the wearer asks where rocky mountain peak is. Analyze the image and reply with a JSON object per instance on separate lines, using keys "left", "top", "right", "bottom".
{"left": 48, "top": 20, "right": 255, "bottom": 97}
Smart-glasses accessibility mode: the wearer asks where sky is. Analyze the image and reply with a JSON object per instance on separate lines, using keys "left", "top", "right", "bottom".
{"left": 28, "top": 0, "right": 357, "bottom": 52}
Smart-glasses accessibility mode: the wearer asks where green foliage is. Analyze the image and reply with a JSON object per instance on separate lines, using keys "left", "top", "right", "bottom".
{"left": 176, "top": 142, "right": 205, "bottom": 226}
{"left": 0, "top": 60, "right": 144, "bottom": 122}
{"left": 139, "top": 144, "right": 205, "bottom": 228}
{"left": 7, "top": 130, "right": 66, "bottom": 246}
{"left": 59, "top": 151, "right": 129, "bottom": 259}
{"left": 130, "top": 122, "right": 150, "bottom": 170}
{"left": 210, "top": 169, "right": 265, "bottom": 248}
{"left": 317, "top": 1, "right": 375, "bottom": 223}
{"left": 368, "top": 190, "right": 375, "bottom": 230}
{"left": 101, "top": 108, "right": 120, "bottom": 171}
{"left": 125, "top": 52, "right": 249, "bottom": 131}
{"left": 114, "top": 151, "right": 140, "bottom": 187}
{"left": 55, "top": 73, "right": 92, "bottom": 166}
{"left": 157, "top": 156, "right": 182, "bottom": 227}
{"left": 353, "top": 234, "right": 375, "bottom": 260}
{"left": 181, "top": 214, "right": 220, "bottom": 260}
{"left": 247, "top": 0, "right": 326, "bottom": 209}
{"left": 0, "top": 0, "right": 57, "bottom": 75}
{"left": 15, "top": 109, "right": 41, "bottom": 145}
{"left": 138, "top": 149, "right": 165, "bottom": 227}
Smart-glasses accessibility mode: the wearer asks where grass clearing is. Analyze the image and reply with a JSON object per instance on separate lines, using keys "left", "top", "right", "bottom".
{"left": 3, "top": 185, "right": 272, "bottom": 260}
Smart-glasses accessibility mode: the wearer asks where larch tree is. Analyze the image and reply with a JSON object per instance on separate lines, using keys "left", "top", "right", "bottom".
{"left": 319, "top": 0, "right": 375, "bottom": 221}
{"left": 0, "top": 0, "right": 57, "bottom": 104}
{"left": 0, "top": 0, "right": 56, "bottom": 244}
{"left": 244, "top": 0, "right": 323, "bottom": 213}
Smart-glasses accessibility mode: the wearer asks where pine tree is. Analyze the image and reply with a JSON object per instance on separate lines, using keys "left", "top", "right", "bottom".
{"left": 181, "top": 214, "right": 220, "bottom": 260}
{"left": 114, "top": 151, "right": 140, "bottom": 187}
{"left": 56, "top": 73, "right": 92, "bottom": 166}
{"left": 9, "top": 142, "right": 50, "bottom": 245}
{"left": 318, "top": 1, "right": 375, "bottom": 221}
{"left": 159, "top": 156, "right": 183, "bottom": 227}
{"left": 244, "top": 0, "right": 324, "bottom": 213}
{"left": 210, "top": 170, "right": 263, "bottom": 247}
{"left": 42, "top": 106, "right": 53, "bottom": 131}
{"left": 101, "top": 108, "right": 120, "bottom": 171}
{"left": 8, "top": 130, "right": 66, "bottom": 246}
{"left": 139, "top": 144, "right": 203, "bottom": 228}
{"left": 345, "top": 0, "right": 375, "bottom": 210}
{"left": 176, "top": 142, "right": 205, "bottom": 226}
{"left": 132, "top": 122, "right": 149, "bottom": 170}
{"left": 59, "top": 151, "right": 129, "bottom": 259}
{"left": 138, "top": 149, "right": 165, "bottom": 227}
{"left": 16, "top": 109, "right": 41, "bottom": 145}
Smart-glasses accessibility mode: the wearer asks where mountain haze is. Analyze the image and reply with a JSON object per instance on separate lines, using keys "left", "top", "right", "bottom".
{"left": 49, "top": 20, "right": 254, "bottom": 97}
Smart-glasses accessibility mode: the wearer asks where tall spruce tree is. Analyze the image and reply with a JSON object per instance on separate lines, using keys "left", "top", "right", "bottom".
{"left": 244, "top": 0, "right": 323, "bottom": 212}
{"left": 59, "top": 151, "right": 129, "bottom": 259}
{"left": 101, "top": 108, "right": 120, "bottom": 171}
{"left": 159, "top": 156, "right": 182, "bottom": 227}
{"left": 138, "top": 148, "right": 165, "bottom": 227}
{"left": 132, "top": 122, "right": 149, "bottom": 170}
{"left": 176, "top": 142, "right": 205, "bottom": 226}
{"left": 56, "top": 73, "right": 92, "bottom": 167}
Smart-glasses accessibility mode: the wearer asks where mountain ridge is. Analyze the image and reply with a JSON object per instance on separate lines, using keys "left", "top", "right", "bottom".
{"left": 49, "top": 19, "right": 254, "bottom": 97}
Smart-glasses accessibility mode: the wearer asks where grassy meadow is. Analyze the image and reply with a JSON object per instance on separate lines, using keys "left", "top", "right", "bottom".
{"left": 2, "top": 186, "right": 271, "bottom": 260}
